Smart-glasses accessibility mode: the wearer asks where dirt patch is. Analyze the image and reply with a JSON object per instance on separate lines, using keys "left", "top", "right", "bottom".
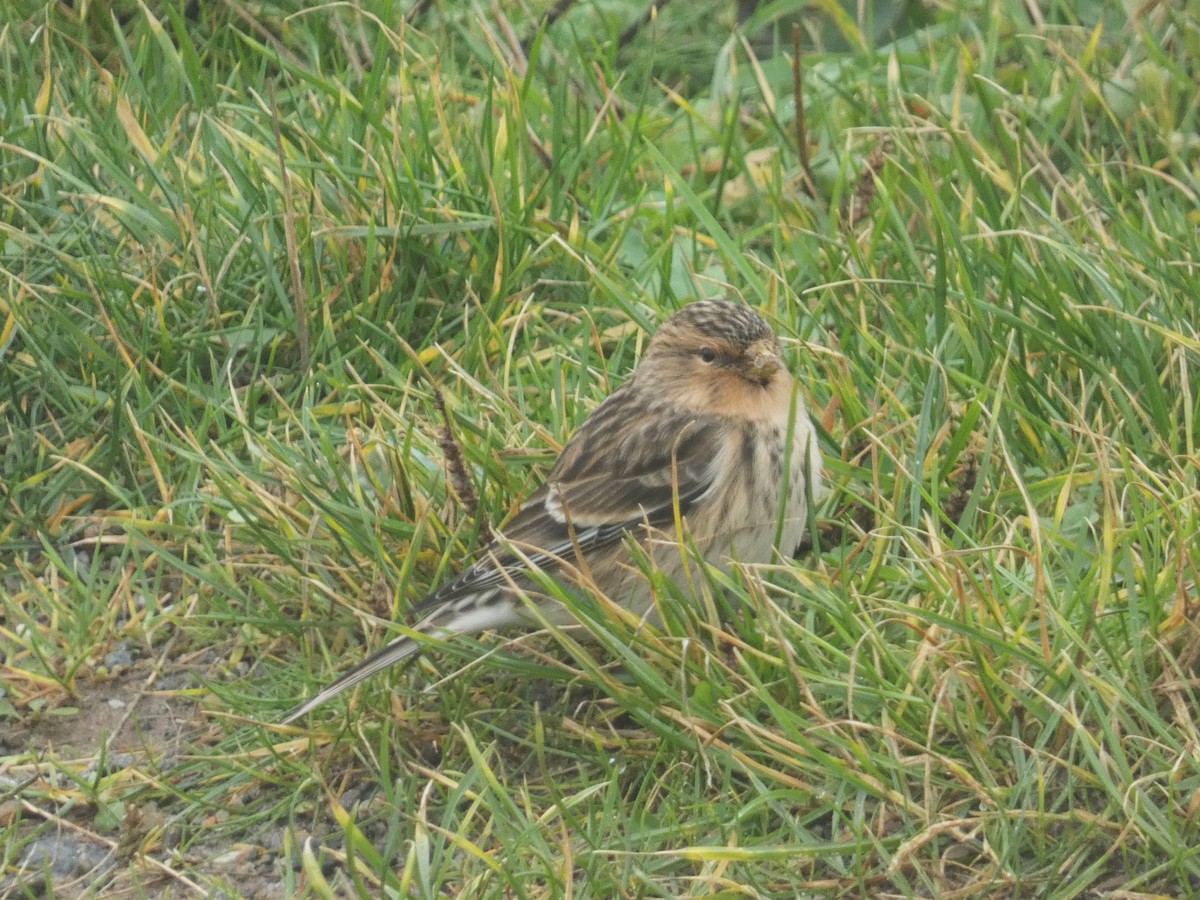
{"left": 0, "top": 660, "right": 279, "bottom": 898}
{"left": 12, "top": 666, "right": 197, "bottom": 762}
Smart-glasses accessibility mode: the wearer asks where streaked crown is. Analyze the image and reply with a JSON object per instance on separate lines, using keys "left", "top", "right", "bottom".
{"left": 654, "top": 300, "right": 777, "bottom": 348}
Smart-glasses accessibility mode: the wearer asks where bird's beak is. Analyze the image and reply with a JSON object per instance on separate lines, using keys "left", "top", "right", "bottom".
{"left": 742, "top": 339, "right": 781, "bottom": 385}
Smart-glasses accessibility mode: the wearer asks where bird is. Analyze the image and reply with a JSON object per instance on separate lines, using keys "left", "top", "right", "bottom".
{"left": 282, "top": 299, "right": 822, "bottom": 723}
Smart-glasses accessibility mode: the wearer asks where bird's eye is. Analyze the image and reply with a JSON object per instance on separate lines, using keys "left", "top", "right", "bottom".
{"left": 698, "top": 348, "right": 717, "bottom": 363}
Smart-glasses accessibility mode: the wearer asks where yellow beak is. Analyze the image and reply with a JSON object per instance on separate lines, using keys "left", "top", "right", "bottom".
{"left": 742, "top": 339, "right": 781, "bottom": 385}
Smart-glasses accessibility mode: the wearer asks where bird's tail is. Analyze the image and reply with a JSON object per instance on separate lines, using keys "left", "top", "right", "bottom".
{"left": 280, "top": 586, "right": 526, "bottom": 724}
{"left": 280, "top": 629, "right": 426, "bottom": 724}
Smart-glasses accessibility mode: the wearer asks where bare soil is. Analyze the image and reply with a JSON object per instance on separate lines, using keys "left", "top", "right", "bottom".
{"left": 3, "top": 662, "right": 285, "bottom": 899}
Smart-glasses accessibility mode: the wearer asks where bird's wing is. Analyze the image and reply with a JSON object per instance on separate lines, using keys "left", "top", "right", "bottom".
{"left": 408, "top": 401, "right": 726, "bottom": 618}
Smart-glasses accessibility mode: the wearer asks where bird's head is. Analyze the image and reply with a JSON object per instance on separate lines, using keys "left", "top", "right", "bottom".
{"left": 636, "top": 300, "right": 793, "bottom": 418}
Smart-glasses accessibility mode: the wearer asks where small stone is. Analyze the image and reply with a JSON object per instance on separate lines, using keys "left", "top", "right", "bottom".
{"left": 20, "top": 834, "right": 112, "bottom": 877}
{"left": 104, "top": 648, "right": 135, "bottom": 669}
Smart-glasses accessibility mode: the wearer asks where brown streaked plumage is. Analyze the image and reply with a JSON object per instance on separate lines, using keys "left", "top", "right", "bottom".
{"left": 282, "top": 300, "right": 821, "bottom": 723}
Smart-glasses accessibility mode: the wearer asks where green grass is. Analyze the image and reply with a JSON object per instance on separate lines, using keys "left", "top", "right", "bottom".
{"left": 3, "top": 0, "right": 1200, "bottom": 896}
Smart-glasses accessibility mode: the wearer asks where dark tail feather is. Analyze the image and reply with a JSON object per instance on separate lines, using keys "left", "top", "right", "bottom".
{"left": 280, "top": 631, "right": 426, "bottom": 724}
{"left": 280, "top": 588, "right": 525, "bottom": 723}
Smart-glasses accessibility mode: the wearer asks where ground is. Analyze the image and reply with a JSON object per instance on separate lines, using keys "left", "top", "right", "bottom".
{"left": 3, "top": 658, "right": 290, "bottom": 898}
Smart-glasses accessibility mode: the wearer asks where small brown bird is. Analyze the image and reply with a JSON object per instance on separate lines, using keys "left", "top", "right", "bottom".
{"left": 283, "top": 300, "right": 821, "bottom": 723}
